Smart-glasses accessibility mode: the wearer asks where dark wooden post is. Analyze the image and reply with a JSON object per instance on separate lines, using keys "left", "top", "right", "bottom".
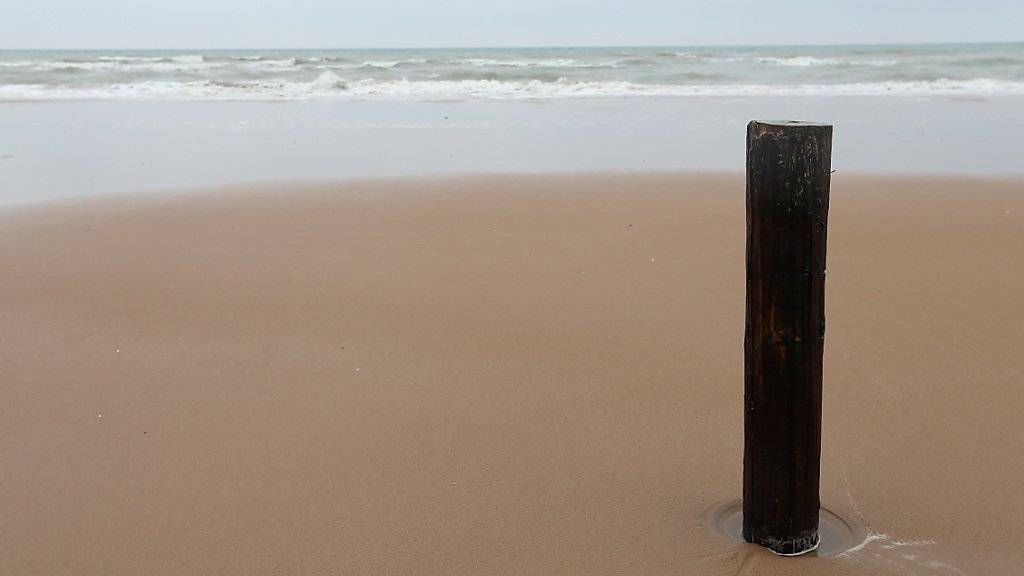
{"left": 743, "top": 120, "right": 832, "bottom": 556}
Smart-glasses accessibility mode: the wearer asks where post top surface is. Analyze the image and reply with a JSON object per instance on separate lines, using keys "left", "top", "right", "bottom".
{"left": 750, "top": 120, "right": 832, "bottom": 128}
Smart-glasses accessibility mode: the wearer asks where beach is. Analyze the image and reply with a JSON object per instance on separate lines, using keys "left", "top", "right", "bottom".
{"left": 4, "top": 41, "right": 1024, "bottom": 576}
{"left": 2, "top": 173, "right": 1022, "bottom": 575}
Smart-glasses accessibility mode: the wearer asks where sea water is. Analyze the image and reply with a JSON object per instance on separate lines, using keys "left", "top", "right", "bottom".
{"left": 2, "top": 43, "right": 1023, "bottom": 100}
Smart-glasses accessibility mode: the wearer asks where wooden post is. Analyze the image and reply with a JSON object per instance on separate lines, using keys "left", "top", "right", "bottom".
{"left": 743, "top": 120, "right": 832, "bottom": 556}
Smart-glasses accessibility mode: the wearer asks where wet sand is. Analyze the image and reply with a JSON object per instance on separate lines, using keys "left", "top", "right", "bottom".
{"left": 2, "top": 173, "right": 1022, "bottom": 575}
{"left": 3, "top": 97, "right": 1024, "bottom": 206}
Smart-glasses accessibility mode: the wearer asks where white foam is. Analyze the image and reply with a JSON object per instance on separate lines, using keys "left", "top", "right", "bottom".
{"left": 359, "top": 60, "right": 401, "bottom": 69}
{"left": 308, "top": 71, "right": 348, "bottom": 90}
{"left": 759, "top": 56, "right": 844, "bottom": 67}
{"left": 837, "top": 531, "right": 888, "bottom": 556}
{"left": 2, "top": 77, "right": 1023, "bottom": 101}
{"left": 96, "top": 55, "right": 166, "bottom": 63}
{"left": 309, "top": 59, "right": 429, "bottom": 70}
{"left": 457, "top": 58, "right": 619, "bottom": 68}
{"left": 699, "top": 55, "right": 898, "bottom": 67}
{"left": 248, "top": 58, "right": 299, "bottom": 68}
{"left": 98, "top": 54, "right": 206, "bottom": 64}
{"left": 757, "top": 56, "right": 897, "bottom": 67}
{"left": 171, "top": 55, "right": 205, "bottom": 64}
{"left": 0, "top": 58, "right": 224, "bottom": 72}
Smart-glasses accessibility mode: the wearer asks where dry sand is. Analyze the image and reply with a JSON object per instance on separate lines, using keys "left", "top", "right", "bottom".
{"left": 2, "top": 173, "right": 1022, "bottom": 575}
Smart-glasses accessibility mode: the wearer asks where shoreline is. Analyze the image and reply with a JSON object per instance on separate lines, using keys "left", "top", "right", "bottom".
{"left": 3, "top": 172, "right": 1022, "bottom": 575}
{"left": 3, "top": 97, "right": 1024, "bottom": 206}
{"left": 4, "top": 170, "right": 1024, "bottom": 212}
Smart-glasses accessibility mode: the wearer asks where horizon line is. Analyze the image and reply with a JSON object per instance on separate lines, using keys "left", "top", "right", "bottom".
{"left": 2, "top": 40, "right": 1022, "bottom": 51}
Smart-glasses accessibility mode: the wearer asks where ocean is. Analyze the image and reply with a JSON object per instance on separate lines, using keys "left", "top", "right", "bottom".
{"left": 1, "top": 43, "right": 1023, "bottom": 100}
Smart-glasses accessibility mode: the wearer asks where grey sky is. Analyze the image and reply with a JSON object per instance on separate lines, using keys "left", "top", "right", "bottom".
{"left": 1, "top": 0, "right": 1021, "bottom": 49}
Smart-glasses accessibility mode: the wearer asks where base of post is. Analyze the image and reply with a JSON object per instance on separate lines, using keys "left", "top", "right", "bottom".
{"left": 743, "top": 531, "right": 820, "bottom": 556}
{"left": 710, "top": 501, "right": 867, "bottom": 558}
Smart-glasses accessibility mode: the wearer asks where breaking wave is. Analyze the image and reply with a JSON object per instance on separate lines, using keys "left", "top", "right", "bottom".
{"left": 2, "top": 77, "right": 1022, "bottom": 101}
{"left": 2, "top": 45, "right": 1022, "bottom": 101}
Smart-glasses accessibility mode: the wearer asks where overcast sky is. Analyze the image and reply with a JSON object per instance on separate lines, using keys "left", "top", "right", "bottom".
{"left": 1, "top": 0, "right": 1021, "bottom": 49}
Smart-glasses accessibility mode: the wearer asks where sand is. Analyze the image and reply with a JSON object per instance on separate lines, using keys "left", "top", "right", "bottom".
{"left": 2, "top": 173, "right": 1022, "bottom": 575}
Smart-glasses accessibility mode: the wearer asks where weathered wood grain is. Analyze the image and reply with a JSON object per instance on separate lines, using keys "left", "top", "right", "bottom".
{"left": 743, "top": 120, "right": 833, "bottom": 556}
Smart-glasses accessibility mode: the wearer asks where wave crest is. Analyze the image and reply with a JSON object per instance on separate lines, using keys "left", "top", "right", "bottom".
{"left": 2, "top": 77, "right": 1023, "bottom": 101}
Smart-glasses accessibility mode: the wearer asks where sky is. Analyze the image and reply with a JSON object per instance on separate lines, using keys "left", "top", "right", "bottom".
{"left": 1, "top": 0, "right": 1021, "bottom": 49}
